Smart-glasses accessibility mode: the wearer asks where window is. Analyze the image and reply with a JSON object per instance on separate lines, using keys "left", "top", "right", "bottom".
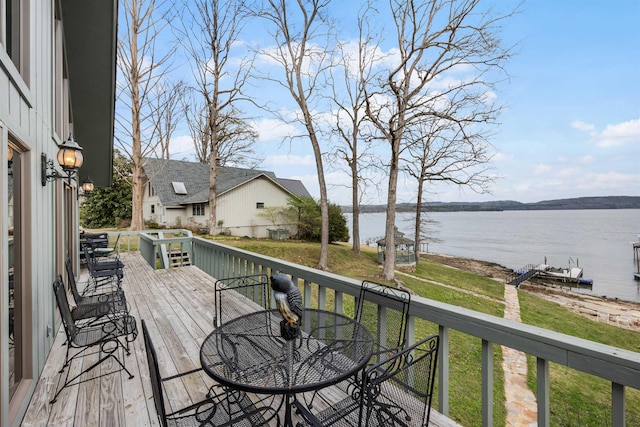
{"left": 4, "top": 0, "right": 30, "bottom": 84}
{"left": 172, "top": 181, "right": 187, "bottom": 195}
{"left": 193, "top": 203, "right": 205, "bottom": 216}
{"left": 54, "top": 2, "right": 69, "bottom": 138}
{"left": 256, "top": 202, "right": 265, "bottom": 209}
{"left": 5, "top": 136, "right": 31, "bottom": 403}
{"left": 151, "top": 204, "right": 155, "bottom": 214}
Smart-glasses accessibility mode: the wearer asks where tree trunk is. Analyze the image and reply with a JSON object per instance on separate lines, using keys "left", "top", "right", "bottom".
{"left": 351, "top": 157, "right": 361, "bottom": 254}
{"left": 208, "top": 153, "right": 218, "bottom": 235}
{"left": 208, "top": 104, "right": 219, "bottom": 236}
{"left": 382, "top": 143, "right": 400, "bottom": 280}
{"left": 129, "top": 28, "right": 143, "bottom": 231}
{"left": 414, "top": 176, "right": 424, "bottom": 267}
{"left": 130, "top": 155, "right": 144, "bottom": 230}
{"left": 308, "top": 127, "right": 329, "bottom": 270}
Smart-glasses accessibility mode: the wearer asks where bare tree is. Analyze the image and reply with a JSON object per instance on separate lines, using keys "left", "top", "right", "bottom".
{"left": 258, "top": 0, "right": 335, "bottom": 270}
{"left": 329, "top": 1, "right": 380, "bottom": 255}
{"left": 182, "top": 91, "right": 209, "bottom": 163}
{"left": 364, "top": 0, "right": 515, "bottom": 281}
{"left": 404, "top": 114, "right": 496, "bottom": 264}
{"left": 174, "top": 0, "right": 254, "bottom": 234}
{"left": 151, "top": 79, "right": 186, "bottom": 160}
{"left": 183, "top": 93, "right": 261, "bottom": 167}
{"left": 116, "top": 0, "right": 175, "bottom": 230}
{"left": 411, "top": 213, "right": 442, "bottom": 253}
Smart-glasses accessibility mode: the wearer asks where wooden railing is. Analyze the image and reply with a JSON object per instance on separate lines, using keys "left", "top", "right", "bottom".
{"left": 123, "top": 231, "right": 640, "bottom": 426}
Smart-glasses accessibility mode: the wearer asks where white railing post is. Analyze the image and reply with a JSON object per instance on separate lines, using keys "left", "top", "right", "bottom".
{"left": 318, "top": 285, "right": 327, "bottom": 310}
{"left": 334, "top": 290, "right": 344, "bottom": 315}
{"left": 303, "top": 279, "right": 312, "bottom": 308}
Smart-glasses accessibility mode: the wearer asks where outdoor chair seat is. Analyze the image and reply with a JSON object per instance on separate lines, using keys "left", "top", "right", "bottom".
{"left": 91, "top": 233, "right": 121, "bottom": 259}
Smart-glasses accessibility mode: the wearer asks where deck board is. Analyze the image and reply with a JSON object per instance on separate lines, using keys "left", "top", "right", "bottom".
{"left": 21, "top": 252, "right": 460, "bottom": 427}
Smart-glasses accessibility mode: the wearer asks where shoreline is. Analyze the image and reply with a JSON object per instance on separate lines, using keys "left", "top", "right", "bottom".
{"left": 421, "top": 252, "right": 640, "bottom": 331}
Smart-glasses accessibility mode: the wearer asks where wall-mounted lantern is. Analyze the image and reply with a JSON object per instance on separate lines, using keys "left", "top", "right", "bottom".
{"left": 81, "top": 178, "right": 95, "bottom": 194}
{"left": 42, "top": 134, "right": 84, "bottom": 186}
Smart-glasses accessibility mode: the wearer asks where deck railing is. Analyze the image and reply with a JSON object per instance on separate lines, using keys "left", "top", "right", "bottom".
{"left": 127, "top": 231, "right": 639, "bottom": 427}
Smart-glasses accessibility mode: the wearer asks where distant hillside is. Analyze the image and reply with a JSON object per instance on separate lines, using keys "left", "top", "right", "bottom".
{"left": 341, "top": 196, "right": 640, "bottom": 213}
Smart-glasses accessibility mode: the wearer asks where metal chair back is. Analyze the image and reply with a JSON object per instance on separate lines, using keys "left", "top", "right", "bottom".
{"left": 141, "top": 319, "right": 170, "bottom": 427}
{"left": 65, "top": 258, "right": 84, "bottom": 303}
{"left": 363, "top": 334, "right": 440, "bottom": 426}
{"left": 53, "top": 275, "right": 79, "bottom": 342}
{"left": 356, "top": 281, "right": 411, "bottom": 359}
{"left": 213, "top": 274, "right": 270, "bottom": 327}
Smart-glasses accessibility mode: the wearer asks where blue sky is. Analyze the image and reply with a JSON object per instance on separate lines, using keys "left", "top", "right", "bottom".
{"left": 164, "top": 0, "right": 640, "bottom": 205}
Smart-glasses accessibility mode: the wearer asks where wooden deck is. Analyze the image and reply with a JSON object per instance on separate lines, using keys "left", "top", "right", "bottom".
{"left": 21, "top": 252, "right": 459, "bottom": 427}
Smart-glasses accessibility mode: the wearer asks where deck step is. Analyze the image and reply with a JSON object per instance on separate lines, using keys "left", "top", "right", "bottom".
{"left": 168, "top": 250, "right": 191, "bottom": 267}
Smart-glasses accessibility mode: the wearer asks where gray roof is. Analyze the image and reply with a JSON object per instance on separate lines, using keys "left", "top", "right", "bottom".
{"left": 276, "top": 178, "right": 312, "bottom": 199}
{"left": 143, "top": 158, "right": 310, "bottom": 207}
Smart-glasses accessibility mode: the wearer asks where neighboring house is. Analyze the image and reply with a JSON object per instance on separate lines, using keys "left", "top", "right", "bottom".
{"left": 142, "top": 158, "right": 312, "bottom": 238}
{"left": 1, "top": 2, "right": 117, "bottom": 425}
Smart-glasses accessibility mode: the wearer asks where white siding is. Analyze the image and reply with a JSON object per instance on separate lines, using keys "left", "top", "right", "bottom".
{"left": 217, "top": 176, "right": 294, "bottom": 238}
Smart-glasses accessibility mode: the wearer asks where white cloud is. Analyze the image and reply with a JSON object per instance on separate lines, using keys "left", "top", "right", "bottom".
{"left": 594, "top": 118, "right": 640, "bottom": 147}
{"left": 534, "top": 164, "right": 552, "bottom": 175}
{"left": 263, "top": 154, "right": 316, "bottom": 167}
{"left": 571, "top": 120, "right": 595, "bottom": 132}
{"left": 555, "top": 167, "right": 579, "bottom": 178}
{"left": 492, "top": 152, "right": 514, "bottom": 162}
{"left": 169, "top": 135, "right": 196, "bottom": 158}
{"left": 576, "top": 171, "right": 639, "bottom": 191}
{"left": 252, "top": 118, "right": 300, "bottom": 142}
{"left": 577, "top": 155, "right": 595, "bottom": 166}
{"left": 572, "top": 118, "right": 640, "bottom": 148}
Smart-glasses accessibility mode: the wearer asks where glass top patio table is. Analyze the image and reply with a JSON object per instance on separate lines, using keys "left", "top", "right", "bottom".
{"left": 200, "top": 308, "right": 373, "bottom": 426}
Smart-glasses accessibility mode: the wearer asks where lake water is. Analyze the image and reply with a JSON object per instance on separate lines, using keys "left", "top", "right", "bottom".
{"left": 346, "top": 209, "right": 640, "bottom": 302}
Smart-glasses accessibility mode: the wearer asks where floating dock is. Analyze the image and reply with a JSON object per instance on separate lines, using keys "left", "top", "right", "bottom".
{"left": 509, "top": 262, "right": 593, "bottom": 287}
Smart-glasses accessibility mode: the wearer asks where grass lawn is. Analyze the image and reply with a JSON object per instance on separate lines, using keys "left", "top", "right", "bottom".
{"left": 519, "top": 291, "right": 640, "bottom": 425}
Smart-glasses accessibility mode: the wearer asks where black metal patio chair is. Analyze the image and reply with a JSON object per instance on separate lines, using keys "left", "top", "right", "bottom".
{"left": 356, "top": 280, "right": 411, "bottom": 362}
{"left": 56, "top": 274, "right": 128, "bottom": 328}
{"left": 51, "top": 276, "right": 138, "bottom": 404}
{"left": 83, "top": 244, "right": 125, "bottom": 270}
{"left": 142, "top": 319, "right": 280, "bottom": 427}
{"left": 66, "top": 258, "right": 125, "bottom": 302}
{"left": 82, "top": 245, "right": 124, "bottom": 294}
{"left": 306, "top": 280, "right": 411, "bottom": 409}
{"left": 65, "top": 259, "right": 129, "bottom": 321}
{"left": 213, "top": 274, "right": 270, "bottom": 327}
{"left": 91, "top": 232, "right": 121, "bottom": 259}
{"left": 300, "top": 334, "right": 440, "bottom": 427}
